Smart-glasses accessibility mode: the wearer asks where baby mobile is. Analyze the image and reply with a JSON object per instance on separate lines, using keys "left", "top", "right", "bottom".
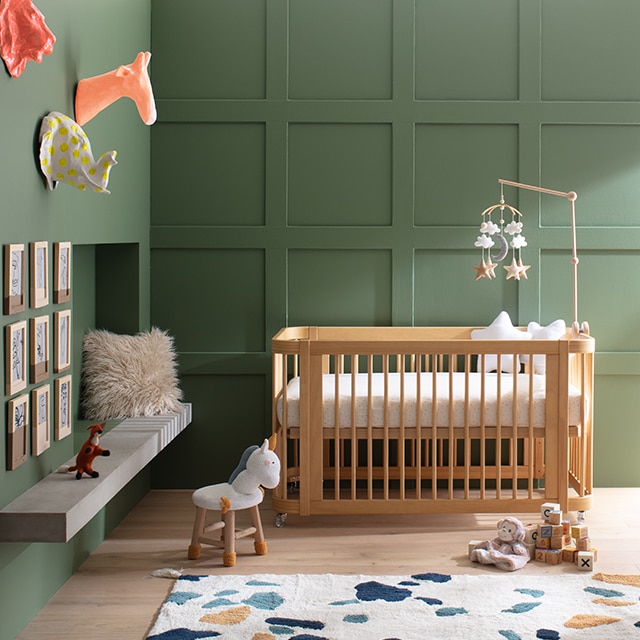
{"left": 473, "top": 183, "right": 530, "bottom": 281}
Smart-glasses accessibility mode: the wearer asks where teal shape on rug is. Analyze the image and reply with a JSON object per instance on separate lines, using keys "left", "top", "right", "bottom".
{"left": 499, "top": 631, "right": 521, "bottom": 640}
{"left": 177, "top": 575, "right": 205, "bottom": 582}
{"left": 167, "top": 591, "right": 201, "bottom": 605}
{"left": 330, "top": 599, "right": 360, "bottom": 606}
{"left": 536, "top": 630, "right": 560, "bottom": 639}
{"left": 247, "top": 579, "right": 281, "bottom": 586}
{"left": 215, "top": 589, "right": 238, "bottom": 596}
{"left": 265, "top": 617, "right": 325, "bottom": 630}
{"left": 584, "top": 586, "right": 624, "bottom": 598}
{"left": 243, "top": 591, "right": 285, "bottom": 610}
{"left": 344, "top": 614, "right": 368, "bottom": 624}
{"left": 355, "top": 581, "right": 412, "bottom": 602}
{"left": 515, "top": 588, "right": 544, "bottom": 598}
{"left": 436, "top": 607, "right": 467, "bottom": 617}
{"left": 416, "top": 596, "right": 443, "bottom": 605}
{"left": 269, "top": 625, "right": 295, "bottom": 635}
{"left": 412, "top": 572, "right": 452, "bottom": 583}
{"left": 202, "top": 597, "right": 235, "bottom": 608}
{"left": 503, "top": 602, "right": 542, "bottom": 614}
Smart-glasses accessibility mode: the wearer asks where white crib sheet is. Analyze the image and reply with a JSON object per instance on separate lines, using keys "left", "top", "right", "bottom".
{"left": 277, "top": 372, "right": 584, "bottom": 429}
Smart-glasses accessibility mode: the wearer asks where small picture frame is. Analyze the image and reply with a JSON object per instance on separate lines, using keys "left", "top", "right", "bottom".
{"left": 31, "top": 384, "right": 51, "bottom": 456}
{"left": 54, "top": 309, "right": 71, "bottom": 372}
{"left": 30, "top": 241, "right": 49, "bottom": 308}
{"left": 54, "top": 375, "right": 72, "bottom": 441}
{"left": 53, "top": 242, "right": 71, "bottom": 304}
{"left": 4, "top": 243, "right": 26, "bottom": 315}
{"left": 7, "top": 393, "right": 29, "bottom": 470}
{"left": 5, "top": 320, "right": 27, "bottom": 396}
{"left": 30, "top": 315, "right": 50, "bottom": 384}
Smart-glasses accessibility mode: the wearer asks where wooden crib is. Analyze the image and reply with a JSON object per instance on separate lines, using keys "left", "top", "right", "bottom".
{"left": 271, "top": 325, "right": 594, "bottom": 518}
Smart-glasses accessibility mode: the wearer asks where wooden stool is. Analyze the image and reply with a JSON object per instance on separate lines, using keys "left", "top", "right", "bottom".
{"left": 187, "top": 484, "right": 267, "bottom": 567}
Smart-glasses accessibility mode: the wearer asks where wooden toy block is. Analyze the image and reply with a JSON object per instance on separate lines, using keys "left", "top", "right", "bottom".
{"left": 524, "top": 524, "right": 538, "bottom": 545}
{"left": 562, "top": 520, "right": 571, "bottom": 535}
{"left": 576, "top": 537, "right": 590, "bottom": 551}
{"left": 525, "top": 542, "right": 536, "bottom": 559}
{"left": 468, "top": 540, "right": 483, "bottom": 558}
{"left": 551, "top": 534, "right": 570, "bottom": 550}
{"left": 549, "top": 510, "right": 562, "bottom": 525}
{"left": 562, "top": 546, "right": 577, "bottom": 562}
{"left": 535, "top": 548, "right": 547, "bottom": 563}
{"left": 588, "top": 547, "right": 598, "bottom": 562}
{"left": 539, "top": 524, "right": 553, "bottom": 538}
{"left": 541, "top": 502, "right": 560, "bottom": 521}
{"left": 577, "top": 551, "right": 594, "bottom": 571}
{"left": 571, "top": 525, "right": 588, "bottom": 540}
{"left": 537, "top": 537, "right": 550, "bottom": 549}
{"left": 546, "top": 549, "right": 563, "bottom": 565}
{"left": 551, "top": 524, "right": 564, "bottom": 537}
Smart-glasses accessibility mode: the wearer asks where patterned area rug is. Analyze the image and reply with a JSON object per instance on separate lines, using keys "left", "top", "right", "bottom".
{"left": 147, "top": 571, "right": 640, "bottom": 639}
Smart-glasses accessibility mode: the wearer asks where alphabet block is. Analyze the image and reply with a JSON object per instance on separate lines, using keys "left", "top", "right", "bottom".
{"left": 523, "top": 523, "right": 538, "bottom": 545}
{"left": 571, "top": 525, "right": 588, "bottom": 540}
{"left": 539, "top": 525, "right": 553, "bottom": 538}
{"left": 549, "top": 510, "right": 562, "bottom": 525}
{"left": 535, "top": 548, "right": 547, "bottom": 563}
{"left": 468, "top": 540, "right": 483, "bottom": 558}
{"left": 576, "top": 537, "right": 590, "bottom": 551}
{"left": 541, "top": 502, "right": 560, "bottom": 521}
{"left": 562, "top": 546, "right": 577, "bottom": 563}
{"left": 546, "top": 549, "right": 563, "bottom": 565}
{"left": 577, "top": 551, "right": 594, "bottom": 571}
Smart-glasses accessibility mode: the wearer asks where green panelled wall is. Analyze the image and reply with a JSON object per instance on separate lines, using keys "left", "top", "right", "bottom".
{"left": 0, "top": 2, "right": 151, "bottom": 638}
{"left": 150, "top": 0, "right": 640, "bottom": 490}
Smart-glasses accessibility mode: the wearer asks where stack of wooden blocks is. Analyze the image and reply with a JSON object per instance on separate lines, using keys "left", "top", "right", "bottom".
{"left": 525, "top": 502, "right": 597, "bottom": 571}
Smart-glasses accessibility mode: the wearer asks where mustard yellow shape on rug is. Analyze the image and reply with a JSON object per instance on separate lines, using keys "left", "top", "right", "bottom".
{"left": 200, "top": 605, "right": 251, "bottom": 625}
{"left": 594, "top": 572, "right": 640, "bottom": 587}
{"left": 591, "top": 597, "right": 636, "bottom": 607}
{"left": 252, "top": 634, "right": 276, "bottom": 640}
{"left": 564, "top": 614, "right": 621, "bottom": 629}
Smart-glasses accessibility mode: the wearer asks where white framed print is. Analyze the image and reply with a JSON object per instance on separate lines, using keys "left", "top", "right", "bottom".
{"left": 54, "top": 375, "right": 72, "bottom": 441}
{"left": 5, "top": 320, "right": 27, "bottom": 395}
{"left": 7, "top": 393, "right": 29, "bottom": 470}
{"left": 30, "top": 315, "right": 50, "bottom": 384}
{"left": 31, "top": 384, "right": 51, "bottom": 456}
{"left": 4, "top": 243, "right": 26, "bottom": 314}
{"left": 53, "top": 242, "right": 71, "bottom": 304}
{"left": 54, "top": 309, "right": 71, "bottom": 373}
{"left": 30, "top": 241, "right": 49, "bottom": 308}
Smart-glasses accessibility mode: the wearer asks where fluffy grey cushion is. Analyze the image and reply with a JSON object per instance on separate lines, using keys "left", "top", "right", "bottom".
{"left": 81, "top": 327, "right": 183, "bottom": 420}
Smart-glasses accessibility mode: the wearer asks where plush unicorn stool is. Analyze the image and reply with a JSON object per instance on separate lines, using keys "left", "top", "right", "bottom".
{"left": 188, "top": 437, "right": 280, "bottom": 567}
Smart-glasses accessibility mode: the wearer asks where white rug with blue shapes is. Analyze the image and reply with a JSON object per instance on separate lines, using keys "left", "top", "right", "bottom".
{"left": 146, "top": 571, "right": 640, "bottom": 639}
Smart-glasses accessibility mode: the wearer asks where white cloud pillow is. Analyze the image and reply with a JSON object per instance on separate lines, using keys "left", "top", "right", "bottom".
{"left": 471, "top": 311, "right": 531, "bottom": 373}
{"left": 522, "top": 319, "right": 567, "bottom": 374}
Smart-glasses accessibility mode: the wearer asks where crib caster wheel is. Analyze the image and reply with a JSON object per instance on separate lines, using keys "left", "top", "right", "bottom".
{"left": 577, "top": 510, "right": 586, "bottom": 524}
{"left": 275, "top": 513, "right": 287, "bottom": 528}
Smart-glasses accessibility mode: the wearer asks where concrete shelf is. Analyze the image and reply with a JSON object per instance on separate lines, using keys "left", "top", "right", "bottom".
{"left": 0, "top": 403, "right": 192, "bottom": 543}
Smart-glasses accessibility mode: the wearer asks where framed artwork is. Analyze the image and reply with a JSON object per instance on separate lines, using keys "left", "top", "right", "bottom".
{"left": 5, "top": 320, "right": 27, "bottom": 395}
{"left": 53, "top": 241, "right": 71, "bottom": 303}
{"left": 7, "top": 393, "right": 29, "bottom": 470}
{"left": 30, "top": 240, "right": 49, "bottom": 308}
{"left": 4, "top": 243, "right": 26, "bottom": 315}
{"left": 30, "top": 315, "right": 50, "bottom": 384}
{"left": 31, "top": 384, "right": 51, "bottom": 455}
{"left": 54, "top": 375, "right": 72, "bottom": 441}
{"left": 54, "top": 309, "right": 71, "bottom": 372}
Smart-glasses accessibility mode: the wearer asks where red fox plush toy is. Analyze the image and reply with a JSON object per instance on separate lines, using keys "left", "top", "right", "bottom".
{"left": 68, "top": 422, "right": 110, "bottom": 479}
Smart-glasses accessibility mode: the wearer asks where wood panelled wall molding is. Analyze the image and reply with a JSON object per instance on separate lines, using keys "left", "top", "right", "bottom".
{"left": 150, "top": 0, "right": 640, "bottom": 488}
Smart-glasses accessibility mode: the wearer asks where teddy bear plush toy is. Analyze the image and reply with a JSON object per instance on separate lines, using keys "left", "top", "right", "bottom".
{"left": 470, "top": 516, "right": 530, "bottom": 571}
{"left": 67, "top": 422, "right": 111, "bottom": 479}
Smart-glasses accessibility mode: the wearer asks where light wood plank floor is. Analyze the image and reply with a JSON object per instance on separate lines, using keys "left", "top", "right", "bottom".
{"left": 15, "top": 487, "right": 640, "bottom": 640}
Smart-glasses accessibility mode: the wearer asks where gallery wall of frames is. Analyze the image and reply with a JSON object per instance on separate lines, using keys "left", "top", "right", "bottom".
{"left": 3, "top": 241, "right": 72, "bottom": 470}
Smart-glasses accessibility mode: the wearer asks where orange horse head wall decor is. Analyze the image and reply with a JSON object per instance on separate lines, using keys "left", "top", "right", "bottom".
{"left": 75, "top": 51, "right": 157, "bottom": 126}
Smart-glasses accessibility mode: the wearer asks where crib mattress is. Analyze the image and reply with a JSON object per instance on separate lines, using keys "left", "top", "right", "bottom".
{"left": 277, "top": 372, "right": 584, "bottom": 429}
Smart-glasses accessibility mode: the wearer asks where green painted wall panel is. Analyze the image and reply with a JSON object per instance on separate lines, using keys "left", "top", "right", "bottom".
{"left": 415, "top": 0, "right": 519, "bottom": 100}
{"left": 152, "top": 123, "right": 266, "bottom": 226}
{"left": 288, "top": 0, "right": 393, "bottom": 100}
{"left": 288, "top": 124, "right": 392, "bottom": 226}
{"left": 151, "top": 249, "right": 266, "bottom": 353}
{"left": 541, "top": 0, "right": 640, "bottom": 101}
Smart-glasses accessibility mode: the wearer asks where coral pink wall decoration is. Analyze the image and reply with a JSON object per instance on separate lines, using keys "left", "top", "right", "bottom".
{"left": 0, "top": 0, "right": 55, "bottom": 78}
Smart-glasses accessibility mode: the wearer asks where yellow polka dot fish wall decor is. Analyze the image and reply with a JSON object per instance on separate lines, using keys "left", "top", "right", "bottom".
{"left": 473, "top": 182, "right": 530, "bottom": 281}
{"left": 38, "top": 111, "right": 117, "bottom": 194}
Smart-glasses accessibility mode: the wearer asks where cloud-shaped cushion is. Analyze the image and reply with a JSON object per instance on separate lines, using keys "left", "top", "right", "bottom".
{"left": 471, "top": 311, "right": 531, "bottom": 373}
{"left": 522, "top": 319, "right": 567, "bottom": 374}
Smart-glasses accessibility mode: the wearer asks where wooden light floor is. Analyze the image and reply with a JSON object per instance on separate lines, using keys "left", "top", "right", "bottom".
{"left": 15, "top": 487, "right": 640, "bottom": 640}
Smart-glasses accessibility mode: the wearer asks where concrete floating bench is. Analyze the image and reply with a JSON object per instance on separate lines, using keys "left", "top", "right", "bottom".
{"left": 0, "top": 403, "right": 192, "bottom": 543}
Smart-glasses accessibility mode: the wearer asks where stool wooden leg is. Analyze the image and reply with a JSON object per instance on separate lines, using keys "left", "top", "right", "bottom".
{"left": 188, "top": 506, "right": 207, "bottom": 560}
{"left": 249, "top": 505, "right": 268, "bottom": 555}
{"left": 222, "top": 510, "right": 236, "bottom": 567}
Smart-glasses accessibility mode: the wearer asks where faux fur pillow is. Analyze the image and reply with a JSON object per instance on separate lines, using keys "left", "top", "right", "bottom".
{"left": 81, "top": 327, "right": 183, "bottom": 420}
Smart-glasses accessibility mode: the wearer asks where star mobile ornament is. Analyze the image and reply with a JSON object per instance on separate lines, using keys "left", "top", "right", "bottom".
{"left": 473, "top": 182, "right": 529, "bottom": 280}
